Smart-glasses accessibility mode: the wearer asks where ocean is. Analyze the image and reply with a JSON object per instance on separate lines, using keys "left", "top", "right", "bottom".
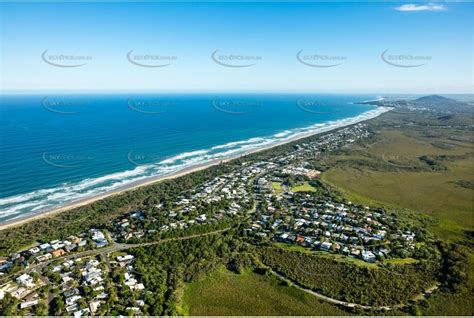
{"left": 0, "top": 93, "right": 385, "bottom": 223}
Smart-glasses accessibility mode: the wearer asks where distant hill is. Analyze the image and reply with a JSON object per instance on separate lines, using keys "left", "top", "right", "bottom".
{"left": 415, "top": 95, "right": 457, "bottom": 104}
{"left": 356, "top": 94, "right": 473, "bottom": 114}
{"left": 413, "top": 95, "right": 473, "bottom": 114}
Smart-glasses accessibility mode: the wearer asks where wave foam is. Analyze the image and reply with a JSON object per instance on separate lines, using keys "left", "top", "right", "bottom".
{"left": 0, "top": 106, "right": 391, "bottom": 222}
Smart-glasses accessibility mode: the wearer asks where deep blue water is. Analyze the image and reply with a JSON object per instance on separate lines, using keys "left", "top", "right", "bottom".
{"left": 0, "top": 93, "right": 383, "bottom": 222}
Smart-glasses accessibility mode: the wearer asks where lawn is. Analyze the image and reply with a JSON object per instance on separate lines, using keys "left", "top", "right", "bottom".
{"left": 384, "top": 258, "right": 418, "bottom": 265}
{"left": 291, "top": 182, "right": 317, "bottom": 193}
{"left": 182, "top": 267, "right": 348, "bottom": 315}
{"left": 274, "top": 242, "right": 314, "bottom": 254}
{"left": 271, "top": 181, "right": 283, "bottom": 193}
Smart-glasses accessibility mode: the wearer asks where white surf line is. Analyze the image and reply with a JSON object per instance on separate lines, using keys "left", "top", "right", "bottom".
{"left": 0, "top": 106, "right": 392, "bottom": 225}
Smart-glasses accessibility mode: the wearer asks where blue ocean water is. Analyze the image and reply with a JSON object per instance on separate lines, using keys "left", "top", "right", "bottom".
{"left": 0, "top": 94, "right": 383, "bottom": 222}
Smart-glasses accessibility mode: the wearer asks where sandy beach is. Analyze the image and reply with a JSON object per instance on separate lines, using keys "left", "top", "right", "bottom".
{"left": 0, "top": 106, "right": 391, "bottom": 231}
{"left": 0, "top": 161, "right": 222, "bottom": 231}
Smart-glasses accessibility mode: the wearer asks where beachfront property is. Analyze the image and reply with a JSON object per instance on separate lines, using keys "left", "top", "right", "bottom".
{"left": 1, "top": 123, "right": 373, "bottom": 278}
{"left": 0, "top": 122, "right": 417, "bottom": 314}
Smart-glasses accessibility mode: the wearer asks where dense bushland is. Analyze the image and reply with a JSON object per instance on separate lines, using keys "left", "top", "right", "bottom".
{"left": 259, "top": 247, "right": 439, "bottom": 306}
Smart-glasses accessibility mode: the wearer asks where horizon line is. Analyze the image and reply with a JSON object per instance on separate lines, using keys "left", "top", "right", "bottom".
{"left": 1, "top": 90, "right": 473, "bottom": 96}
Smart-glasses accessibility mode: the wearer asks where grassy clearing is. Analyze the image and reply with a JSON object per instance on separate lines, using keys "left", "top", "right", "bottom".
{"left": 182, "top": 267, "right": 348, "bottom": 315}
{"left": 274, "top": 242, "right": 312, "bottom": 253}
{"left": 291, "top": 182, "right": 317, "bottom": 193}
{"left": 384, "top": 258, "right": 418, "bottom": 265}
{"left": 271, "top": 181, "right": 283, "bottom": 193}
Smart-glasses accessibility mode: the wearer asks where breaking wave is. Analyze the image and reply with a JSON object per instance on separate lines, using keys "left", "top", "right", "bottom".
{"left": 0, "top": 106, "right": 390, "bottom": 222}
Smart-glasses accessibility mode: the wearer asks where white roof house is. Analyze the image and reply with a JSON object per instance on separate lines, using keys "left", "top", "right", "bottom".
{"left": 16, "top": 273, "right": 34, "bottom": 287}
{"left": 362, "top": 250, "right": 376, "bottom": 262}
{"left": 117, "top": 255, "right": 134, "bottom": 263}
{"left": 89, "top": 300, "right": 101, "bottom": 313}
{"left": 20, "top": 300, "right": 38, "bottom": 309}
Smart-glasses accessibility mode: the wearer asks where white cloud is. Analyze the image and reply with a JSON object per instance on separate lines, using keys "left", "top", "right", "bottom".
{"left": 395, "top": 3, "right": 447, "bottom": 11}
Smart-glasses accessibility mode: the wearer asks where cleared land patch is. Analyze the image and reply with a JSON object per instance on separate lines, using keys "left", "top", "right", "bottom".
{"left": 183, "top": 267, "right": 347, "bottom": 315}
{"left": 291, "top": 182, "right": 317, "bottom": 193}
{"left": 271, "top": 181, "right": 283, "bottom": 193}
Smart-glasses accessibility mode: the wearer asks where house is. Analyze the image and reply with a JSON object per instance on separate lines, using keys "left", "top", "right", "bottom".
{"left": 51, "top": 242, "right": 65, "bottom": 250}
{"left": 36, "top": 253, "right": 52, "bottom": 262}
{"left": 66, "top": 304, "right": 79, "bottom": 313}
{"left": 65, "top": 244, "right": 77, "bottom": 252}
{"left": 16, "top": 273, "right": 34, "bottom": 288}
{"left": 126, "top": 307, "right": 141, "bottom": 313}
{"left": 89, "top": 300, "right": 101, "bottom": 313}
{"left": 11, "top": 287, "right": 28, "bottom": 299}
{"left": 361, "top": 250, "right": 376, "bottom": 262}
{"left": 52, "top": 249, "right": 66, "bottom": 258}
{"left": 74, "top": 308, "right": 90, "bottom": 318}
{"left": 95, "top": 292, "right": 108, "bottom": 300}
{"left": 91, "top": 229, "right": 105, "bottom": 242}
{"left": 20, "top": 300, "right": 38, "bottom": 309}
{"left": 64, "top": 288, "right": 79, "bottom": 298}
{"left": 168, "top": 212, "right": 177, "bottom": 218}
{"left": 66, "top": 304, "right": 79, "bottom": 314}
{"left": 402, "top": 231, "right": 415, "bottom": 241}
{"left": 117, "top": 255, "right": 134, "bottom": 263}
{"left": 131, "top": 211, "right": 143, "bottom": 219}
{"left": 29, "top": 247, "right": 40, "bottom": 254}
{"left": 320, "top": 242, "right": 332, "bottom": 251}
{"left": 39, "top": 243, "right": 51, "bottom": 250}
{"left": 278, "top": 233, "right": 289, "bottom": 241}
{"left": 124, "top": 278, "right": 137, "bottom": 288}
{"left": 0, "top": 261, "right": 12, "bottom": 271}
{"left": 66, "top": 295, "right": 82, "bottom": 306}
{"left": 93, "top": 286, "right": 105, "bottom": 292}
{"left": 295, "top": 235, "right": 305, "bottom": 245}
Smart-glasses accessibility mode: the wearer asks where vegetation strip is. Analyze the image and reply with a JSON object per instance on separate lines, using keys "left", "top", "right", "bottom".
{"left": 269, "top": 269, "right": 439, "bottom": 311}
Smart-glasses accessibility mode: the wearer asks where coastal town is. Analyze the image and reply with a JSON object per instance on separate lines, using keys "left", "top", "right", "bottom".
{"left": 1, "top": 0, "right": 472, "bottom": 313}
{"left": 0, "top": 226, "right": 146, "bottom": 316}
{"left": 0, "top": 123, "right": 425, "bottom": 315}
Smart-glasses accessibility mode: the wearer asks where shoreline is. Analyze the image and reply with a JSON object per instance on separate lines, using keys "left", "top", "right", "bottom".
{"left": 0, "top": 106, "right": 391, "bottom": 231}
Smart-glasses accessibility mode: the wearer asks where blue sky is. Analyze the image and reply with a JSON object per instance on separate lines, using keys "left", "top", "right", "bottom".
{"left": 0, "top": 1, "right": 473, "bottom": 93}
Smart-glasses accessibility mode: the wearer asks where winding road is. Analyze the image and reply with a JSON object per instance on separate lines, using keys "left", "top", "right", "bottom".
{"left": 270, "top": 269, "right": 439, "bottom": 311}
